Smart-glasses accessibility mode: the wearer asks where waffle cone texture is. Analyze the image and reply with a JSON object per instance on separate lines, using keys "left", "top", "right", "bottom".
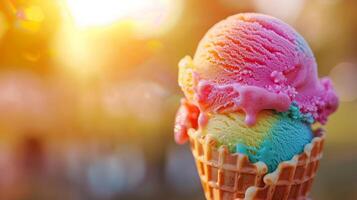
{"left": 188, "top": 129, "right": 325, "bottom": 200}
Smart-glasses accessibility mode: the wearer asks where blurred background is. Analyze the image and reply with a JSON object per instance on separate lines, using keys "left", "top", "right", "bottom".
{"left": 0, "top": 0, "right": 356, "bottom": 199}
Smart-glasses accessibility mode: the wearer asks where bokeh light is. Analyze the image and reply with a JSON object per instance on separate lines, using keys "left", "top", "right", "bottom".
{"left": 0, "top": 11, "right": 8, "bottom": 40}
{"left": 329, "top": 62, "right": 357, "bottom": 102}
{"left": 102, "top": 80, "right": 168, "bottom": 122}
{"left": 254, "top": 0, "right": 305, "bottom": 22}
{"left": 52, "top": 28, "right": 100, "bottom": 78}
{"left": 0, "top": 72, "right": 49, "bottom": 120}
{"left": 15, "top": 5, "right": 45, "bottom": 33}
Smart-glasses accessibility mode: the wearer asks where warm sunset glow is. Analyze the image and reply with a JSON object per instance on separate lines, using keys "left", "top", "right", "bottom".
{"left": 0, "top": 12, "right": 8, "bottom": 39}
{"left": 65, "top": 0, "right": 182, "bottom": 36}
{"left": 55, "top": 0, "right": 182, "bottom": 78}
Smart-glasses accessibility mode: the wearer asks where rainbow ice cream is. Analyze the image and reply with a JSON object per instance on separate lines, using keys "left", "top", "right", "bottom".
{"left": 174, "top": 13, "right": 338, "bottom": 172}
{"left": 201, "top": 104, "right": 313, "bottom": 172}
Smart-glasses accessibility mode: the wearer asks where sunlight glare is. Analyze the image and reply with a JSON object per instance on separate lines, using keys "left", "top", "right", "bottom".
{"left": 65, "top": 0, "right": 182, "bottom": 35}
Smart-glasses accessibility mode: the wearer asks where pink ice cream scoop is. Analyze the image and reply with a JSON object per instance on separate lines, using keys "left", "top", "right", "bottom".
{"left": 175, "top": 13, "right": 338, "bottom": 144}
{"left": 192, "top": 13, "right": 337, "bottom": 124}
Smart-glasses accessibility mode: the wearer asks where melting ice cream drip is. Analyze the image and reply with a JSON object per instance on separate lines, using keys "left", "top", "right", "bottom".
{"left": 196, "top": 80, "right": 291, "bottom": 126}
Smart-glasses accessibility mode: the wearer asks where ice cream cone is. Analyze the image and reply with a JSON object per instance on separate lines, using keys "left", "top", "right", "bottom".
{"left": 188, "top": 129, "right": 325, "bottom": 200}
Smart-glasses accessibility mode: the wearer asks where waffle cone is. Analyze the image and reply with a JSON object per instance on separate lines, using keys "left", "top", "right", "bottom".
{"left": 188, "top": 129, "right": 325, "bottom": 200}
